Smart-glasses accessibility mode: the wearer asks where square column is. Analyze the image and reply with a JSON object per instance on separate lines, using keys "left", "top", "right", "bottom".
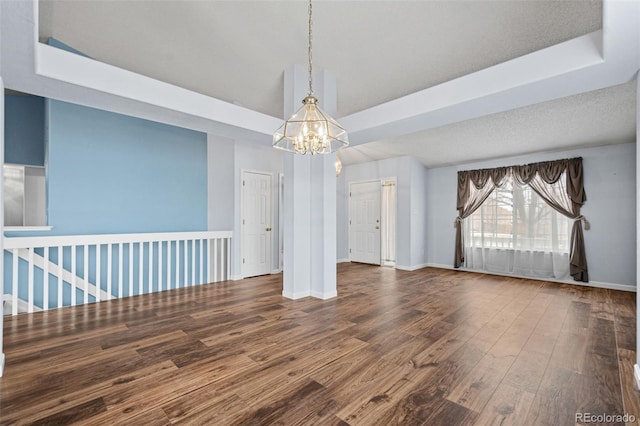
{"left": 282, "top": 65, "right": 338, "bottom": 300}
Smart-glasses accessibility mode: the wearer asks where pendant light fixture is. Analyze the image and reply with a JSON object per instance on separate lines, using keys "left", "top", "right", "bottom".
{"left": 273, "top": 0, "right": 349, "bottom": 155}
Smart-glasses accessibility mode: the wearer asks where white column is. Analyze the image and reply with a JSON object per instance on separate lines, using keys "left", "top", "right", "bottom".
{"left": 282, "top": 65, "right": 338, "bottom": 300}
{"left": 310, "top": 70, "right": 337, "bottom": 299}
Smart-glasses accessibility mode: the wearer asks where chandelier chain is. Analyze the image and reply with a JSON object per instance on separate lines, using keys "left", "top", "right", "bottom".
{"left": 271, "top": 0, "right": 348, "bottom": 154}
{"left": 308, "top": 0, "right": 313, "bottom": 95}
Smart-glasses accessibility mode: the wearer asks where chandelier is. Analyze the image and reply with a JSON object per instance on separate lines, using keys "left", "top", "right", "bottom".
{"left": 335, "top": 155, "right": 342, "bottom": 176}
{"left": 273, "top": 0, "right": 349, "bottom": 155}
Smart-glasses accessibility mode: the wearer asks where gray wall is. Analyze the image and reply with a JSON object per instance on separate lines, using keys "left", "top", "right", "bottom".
{"left": 426, "top": 142, "right": 637, "bottom": 288}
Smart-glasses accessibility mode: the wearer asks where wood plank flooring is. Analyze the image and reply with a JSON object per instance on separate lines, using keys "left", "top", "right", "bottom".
{"left": 1, "top": 263, "right": 638, "bottom": 425}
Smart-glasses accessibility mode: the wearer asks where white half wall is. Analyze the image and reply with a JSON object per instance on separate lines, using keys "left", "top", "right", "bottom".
{"left": 426, "top": 142, "right": 637, "bottom": 289}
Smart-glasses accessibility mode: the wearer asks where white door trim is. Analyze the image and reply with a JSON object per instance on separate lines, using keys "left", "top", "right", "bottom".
{"left": 278, "top": 172, "right": 284, "bottom": 272}
{"left": 381, "top": 177, "right": 397, "bottom": 267}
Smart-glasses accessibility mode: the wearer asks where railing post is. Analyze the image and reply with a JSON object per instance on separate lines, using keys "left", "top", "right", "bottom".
{"left": 11, "top": 251, "right": 18, "bottom": 315}
{"left": 83, "top": 245, "right": 89, "bottom": 304}
{"left": 57, "top": 247, "right": 63, "bottom": 309}
{"left": 96, "top": 244, "right": 102, "bottom": 303}
{"left": 43, "top": 247, "right": 49, "bottom": 310}
{"left": 118, "top": 242, "right": 123, "bottom": 298}
{"left": 128, "top": 242, "right": 133, "bottom": 297}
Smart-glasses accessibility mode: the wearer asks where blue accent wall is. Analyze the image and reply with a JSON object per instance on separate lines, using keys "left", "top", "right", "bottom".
{"left": 46, "top": 100, "right": 207, "bottom": 235}
{"left": 5, "top": 95, "right": 45, "bottom": 166}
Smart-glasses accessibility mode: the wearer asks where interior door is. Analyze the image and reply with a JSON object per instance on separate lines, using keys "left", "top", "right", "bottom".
{"left": 242, "top": 171, "right": 272, "bottom": 277}
{"left": 349, "top": 181, "right": 381, "bottom": 265}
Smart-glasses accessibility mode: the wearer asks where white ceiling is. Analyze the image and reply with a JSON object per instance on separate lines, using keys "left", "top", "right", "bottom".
{"left": 340, "top": 80, "right": 637, "bottom": 168}
{"left": 7, "top": 0, "right": 634, "bottom": 168}
{"left": 39, "top": 0, "right": 602, "bottom": 119}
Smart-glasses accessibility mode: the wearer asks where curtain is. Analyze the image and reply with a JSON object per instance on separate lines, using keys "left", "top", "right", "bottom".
{"left": 463, "top": 177, "right": 572, "bottom": 280}
{"left": 454, "top": 167, "right": 509, "bottom": 267}
{"left": 455, "top": 158, "right": 588, "bottom": 282}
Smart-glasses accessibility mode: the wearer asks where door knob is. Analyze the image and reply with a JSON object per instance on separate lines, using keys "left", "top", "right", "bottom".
{"left": 266, "top": 227, "right": 272, "bottom": 231}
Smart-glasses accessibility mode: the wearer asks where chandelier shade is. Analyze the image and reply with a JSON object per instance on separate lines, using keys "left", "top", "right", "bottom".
{"left": 272, "top": 0, "right": 348, "bottom": 155}
{"left": 273, "top": 96, "right": 349, "bottom": 155}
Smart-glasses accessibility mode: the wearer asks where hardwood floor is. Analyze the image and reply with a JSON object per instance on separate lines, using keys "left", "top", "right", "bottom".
{"left": 1, "top": 263, "right": 638, "bottom": 425}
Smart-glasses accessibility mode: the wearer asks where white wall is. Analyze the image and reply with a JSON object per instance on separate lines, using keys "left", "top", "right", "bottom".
{"left": 0, "top": 0, "right": 5, "bottom": 376}
{"left": 0, "top": 77, "right": 5, "bottom": 377}
{"left": 337, "top": 156, "right": 429, "bottom": 270}
{"left": 232, "top": 140, "right": 283, "bottom": 279}
{"left": 207, "top": 134, "right": 235, "bottom": 231}
{"left": 410, "top": 157, "right": 429, "bottom": 267}
{"left": 207, "top": 136, "right": 284, "bottom": 279}
{"left": 633, "top": 77, "right": 640, "bottom": 380}
{"left": 427, "top": 143, "right": 637, "bottom": 289}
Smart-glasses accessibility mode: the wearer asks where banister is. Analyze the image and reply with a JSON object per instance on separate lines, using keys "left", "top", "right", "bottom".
{"left": 4, "top": 230, "right": 232, "bottom": 249}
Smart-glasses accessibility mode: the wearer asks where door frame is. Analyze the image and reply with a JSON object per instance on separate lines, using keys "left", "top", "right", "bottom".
{"left": 381, "top": 177, "right": 397, "bottom": 267}
{"left": 348, "top": 177, "right": 398, "bottom": 266}
{"left": 348, "top": 179, "right": 382, "bottom": 265}
{"left": 278, "top": 172, "right": 284, "bottom": 272}
{"left": 240, "top": 169, "right": 273, "bottom": 278}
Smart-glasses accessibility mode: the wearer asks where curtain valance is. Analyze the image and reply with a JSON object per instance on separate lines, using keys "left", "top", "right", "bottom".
{"left": 454, "top": 157, "right": 589, "bottom": 282}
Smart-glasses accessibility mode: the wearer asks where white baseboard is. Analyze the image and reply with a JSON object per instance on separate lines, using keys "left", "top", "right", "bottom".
{"left": 396, "top": 263, "right": 429, "bottom": 272}
{"left": 635, "top": 364, "right": 640, "bottom": 390}
{"left": 271, "top": 269, "right": 282, "bottom": 274}
{"left": 337, "top": 258, "right": 350, "bottom": 263}
{"left": 311, "top": 290, "right": 337, "bottom": 300}
{"left": 425, "top": 263, "right": 636, "bottom": 292}
{"left": 282, "top": 290, "right": 311, "bottom": 300}
{"left": 0, "top": 353, "right": 4, "bottom": 377}
{"left": 230, "top": 274, "right": 243, "bottom": 281}
{"left": 587, "top": 281, "right": 636, "bottom": 292}
{"left": 426, "top": 263, "right": 455, "bottom": 270}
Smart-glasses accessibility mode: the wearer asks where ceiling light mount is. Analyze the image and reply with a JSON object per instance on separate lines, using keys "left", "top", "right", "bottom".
{"left": 273, "top": 0, "right": 349, "bottom": 155}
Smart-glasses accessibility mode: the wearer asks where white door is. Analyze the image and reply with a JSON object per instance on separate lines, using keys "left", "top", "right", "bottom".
{"left": 242, "top": 171, "right": 272, "bottom": 277}
{"left": 349, "top": 181, "right": 381, "bottom": 265}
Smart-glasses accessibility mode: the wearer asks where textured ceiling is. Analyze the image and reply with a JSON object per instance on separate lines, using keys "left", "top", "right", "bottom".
{"left": 339, "top": 80, "right": 637, "bottom": 168}
{"left": 38, "top": 0, "right": 602, "bottom": 119}
{"left": 34, "top": 1, "right": 637, "bottom": 169}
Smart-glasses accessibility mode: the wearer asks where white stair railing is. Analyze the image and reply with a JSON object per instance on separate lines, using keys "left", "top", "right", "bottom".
{"left": 3, "top": 231, "right": 232, "bottom": 315}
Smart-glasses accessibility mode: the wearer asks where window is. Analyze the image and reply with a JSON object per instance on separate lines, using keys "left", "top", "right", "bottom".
{"left": 3, "top": 164, "right": 47, "bottom": 227}
{"left": 464, "top": 175, "right": 572, "bottom": 279}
